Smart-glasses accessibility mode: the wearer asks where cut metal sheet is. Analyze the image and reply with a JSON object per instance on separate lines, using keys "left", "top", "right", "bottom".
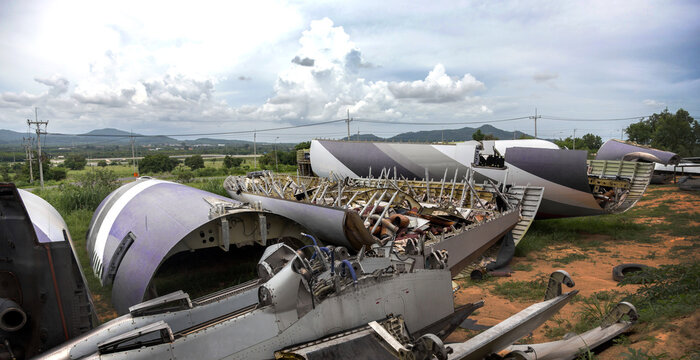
{"left": 596, "top": 139, "right": 680, "bottom": 165}
{"left": 0, "top": 183, "right": 97, "bottom": 359}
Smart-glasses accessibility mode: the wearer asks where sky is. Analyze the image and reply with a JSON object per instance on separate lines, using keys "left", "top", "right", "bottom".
{"left": 0, "top": 0, "right": 698, "bottom": 143}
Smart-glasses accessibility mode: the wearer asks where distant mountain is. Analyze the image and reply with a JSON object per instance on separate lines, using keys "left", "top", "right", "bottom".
{"left": 339, "top": 125, "right": 532, "bottom": 143}
{"left": 0, "top": 124, "right": 534, "bottom": 148}
{"left": 0, "top": 128, "right": 257, "bottom": 148}
{"left": 340, "top": 134, "right": 385, "bottom": 141}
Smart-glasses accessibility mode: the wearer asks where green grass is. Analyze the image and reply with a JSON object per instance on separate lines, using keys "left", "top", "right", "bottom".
{"left": 553, "top": 253, "right": 589, "bottom": 265}
{"left": 512, "top": 262, "right": 534, "bottom": 272}
{"left": 491, "top": 274, "right": 547, "bottom": 302}
{"left": 619, "top": 262, "right": 700, "bottom": 328}
{"left": 515, "top": 213, "right": 648, "bottom": 257}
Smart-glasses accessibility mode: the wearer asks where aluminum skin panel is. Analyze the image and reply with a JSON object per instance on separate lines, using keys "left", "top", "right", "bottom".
{"left": 0, "top": 183, "right": 96, "bottom": 358}
{"left": 310, "top": 140, "right": 607, "bottom": 218}
{"left": 18, "top": 189, "right": 69, "bottom": 243}
{"left": 596, "top": 139, "right": 680, "bottom": 165}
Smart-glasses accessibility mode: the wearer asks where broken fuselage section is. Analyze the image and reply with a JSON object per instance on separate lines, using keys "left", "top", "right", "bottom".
{"left": 224, "top": 173, "right": 544, "bottom": 276}
{"left": 85, "top": 178, "right": 310, "bottom": 314}
{"left": 309, "top": 139, "right": 653, "bottom": 218}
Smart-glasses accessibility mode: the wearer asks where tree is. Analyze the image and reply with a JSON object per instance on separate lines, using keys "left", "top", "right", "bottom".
{"left": 295, "top": 141, "right": 311, "bottom": 150}
{"left": 97, "top": 160, "right": 108, "bottom": 167}
{"left": 184, "top": 155, "right": 205, "bottom": 170}
{"left": 625, "top": 108, "right": 699, "bottom": 156}
{"left": 223, "top": 155, "right": 243, "bottom": 169}
{"left": 580, "top": 133, "right": 602, "bottom": 151}
{"left": 139, "top": 154, "right": 178, "bottom": 174}
{"left": 472, "top": 129, "right": 498, "bottom": 141}
{"left": 64, "top": 154, "right": 87, "bottom": 170}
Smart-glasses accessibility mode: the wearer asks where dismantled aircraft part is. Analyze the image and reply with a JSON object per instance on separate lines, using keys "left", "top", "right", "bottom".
{"left": 310, "top": 139, "right": 652, "bottom": 218}
{"left": 40, "top": 243, "right": 458, "bottom": 360}
{"left": 414, "top": 302, "right": 484, "bottom": 340}
{"left": 224, "top": 190, "right": 376, "bottom": 251}
{"left": 0, "top": 184, "right": 96, "bottom": 359}
{"left": 225, "top": 173, "right": 533, "bottom": 276}
{"left": 612, "top": 263, "right": 651, "bottom": 283}
{"left": 586, "top": 160, "right": 653, "bottom": 214}
{"left": 446, "top": 288, "right": 579, "bottom": 360}
{"left": 544, "top": 270, "right": 575, "bottom": 301}
{"left": 596, "top": 139, "right": 680, "bottom": 165}
{"left": 484, "top": 232, "right": 515, "bottom": 271}
{"left": 225, "top": 172, "right": 542, "bottom": 248}
{"left": 504, "top": 301, "right": 638, "bottom": 360}
{"left": 85, "top": 178, "right": 310, "bottom": 314}
{"left": 275, "top": 315, "right": 452, "bottom": 360}
{"left": 0, "top": 298, "right": 27, "bottom": 332}
{"left": 679, "top": 176, "right": 700, "bottom": 191}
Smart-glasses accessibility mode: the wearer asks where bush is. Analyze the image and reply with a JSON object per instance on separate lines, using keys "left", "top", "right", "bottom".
{"left": 620, "top": 262, "right": 700, "bottom": 325}
{"left": 185, "top": 155, "right": 205, "bottom": 170}
{"left": 36, "top": 169, "right": 120, "bottom": 213}
{"left": 174, "top": 167, "right": 194, "bottom": 183}
{"left": 64, "top": 154, "right": 87, "bottom": 170}
{"left": 97, "top": 160, "right": 108, "bottom": 167}
{"left": 223, "top": 155, "right": 243, "bottom": 169}
{"left": 194, "top": 167, "right": 218, "bottom": 177}
{"left": 139, "top": 154, "right": 178, "bottom": 174}
{"left": 48, "top": 167, "right": 67, "bottom": 181}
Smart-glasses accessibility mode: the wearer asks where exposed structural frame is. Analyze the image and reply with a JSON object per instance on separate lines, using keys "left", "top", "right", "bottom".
{"left": 224, "top": 172, "right": 543, "bottom": 276}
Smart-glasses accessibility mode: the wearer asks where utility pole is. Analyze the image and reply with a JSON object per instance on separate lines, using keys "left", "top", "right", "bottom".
{"left": 253, "top": 131, "right": 257, "bottom": 169}
{"left": 346, "top": 109, "right": 352, "bottom": 140}
{"left": 573, "top": 128, "right": 576, "bottom": 150}
{"left": 274, "top": 136, "right": 279, "bottom": 172}
{"left": 27, "top": 107, "right": 48, "bottom": 189}
{"left": 620, "top": 129, "right": 624, "bottom": 140}
{"left": 130, "top": 132, "right": 137, "bottom": 176}
{"left": 23, "top": 137, "right": 34, "bottom": 183}
{"left": 529, "top": 108, "right": 541, "bottom": 138}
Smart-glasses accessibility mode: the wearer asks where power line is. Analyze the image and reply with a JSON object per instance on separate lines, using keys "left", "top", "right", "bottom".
{"left": 45, "top": 118, "right": 347, "bottom": 138}
{"left": 353, "top": 116, "right": 530, "bottom": 125}
{"left": 540, "top": 115, "right": 647, "bottom": 121}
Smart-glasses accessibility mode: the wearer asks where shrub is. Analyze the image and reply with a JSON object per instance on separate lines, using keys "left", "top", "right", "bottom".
{"left": 37, "top": 169, "right": 120, "bottom": 213}
{"left": 185, "top": 155, "right": 205, "bottom": 170}
{"left": 64, "top": 154, "right": 87, "bottom": 170}
{"left": 139, "top": 154, "right": 178, "bottom": 174}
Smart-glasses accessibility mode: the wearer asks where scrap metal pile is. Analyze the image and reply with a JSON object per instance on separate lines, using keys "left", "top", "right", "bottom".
{"left": 37, "top": 235, "right": 638, "bottom": 360}
{"left": 224, "top": 172, "right": 543, "bottom": 275}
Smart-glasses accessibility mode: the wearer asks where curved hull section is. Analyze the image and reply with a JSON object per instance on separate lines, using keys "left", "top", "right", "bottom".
{"left": 311, "top": 140, "right": 652, "bottom": 218}
{"left": 86, "top": 179, "right": 309, "bottom": 314}
{"left": 596, "top": 139, "right": 679, "bottom": 165}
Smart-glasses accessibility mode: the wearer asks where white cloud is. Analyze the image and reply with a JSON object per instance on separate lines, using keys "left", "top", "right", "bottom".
{"left": 388, "top": 64, "right": 484, "bottom": 103}
{"left": 643, "top": 99, "right": 665, "bottom": 107}
{"left": 254, "top": 18, "right": 488, "bottom": 122}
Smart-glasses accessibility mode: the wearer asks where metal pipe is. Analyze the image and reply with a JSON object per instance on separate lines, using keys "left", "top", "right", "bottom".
{"left": 370, "top": 191, "right": 398, "bottom": 235}
{"left": 0, "top": 298, "right": 27, "bottom": 332}
{"left": 358, "top": 191, "right": 379, "bottom": 218}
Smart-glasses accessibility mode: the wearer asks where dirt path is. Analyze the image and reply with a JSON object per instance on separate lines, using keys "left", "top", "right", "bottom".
{"left": 448, "top": 185, "right": 700, "bottom": 359}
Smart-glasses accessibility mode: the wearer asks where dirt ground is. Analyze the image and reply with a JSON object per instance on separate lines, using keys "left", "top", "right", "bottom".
{"left": 447, "top": 185, "right": 700, "bottom": 359}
